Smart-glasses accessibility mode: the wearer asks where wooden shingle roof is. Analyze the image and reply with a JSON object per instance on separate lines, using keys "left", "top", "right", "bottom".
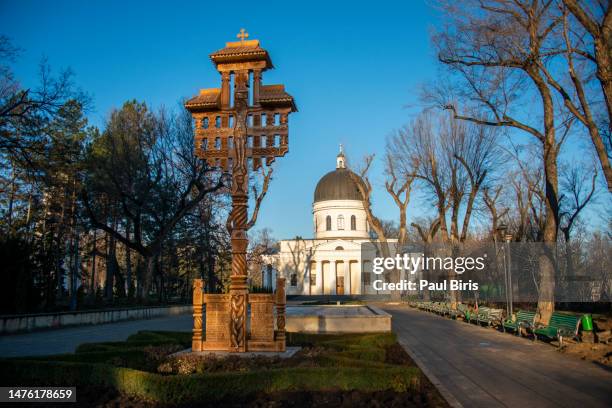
{"left": 184, "top": 88, "right": 220, "bottom": 109}
{"left": 259, "top": 85, "right": 297, "bottom": 111}
{"left": 209, "top": 40, "right": 272, "bottom": 68}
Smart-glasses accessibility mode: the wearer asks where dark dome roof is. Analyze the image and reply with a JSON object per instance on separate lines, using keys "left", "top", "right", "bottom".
{"left": 314, "top": 168, "right": 365, "bottom": 203}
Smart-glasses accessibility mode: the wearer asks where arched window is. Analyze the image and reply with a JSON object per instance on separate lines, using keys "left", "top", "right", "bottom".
{"left": 290, "top": 273, "right": 297, "bottom": 287}
{"left": 351, "top": 215, "right": 356, "bottom": 230}
{"left": 326, "top": 215, "right": 332, "bottom": 231}
{"left": 337, "top": 215, "right": 345, "bottom": 230}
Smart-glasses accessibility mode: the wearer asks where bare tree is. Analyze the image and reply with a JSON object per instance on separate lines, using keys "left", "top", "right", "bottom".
{"left": 393, "top": 111, "right": 497, "bottom": 306}
{"left": 245, "top": 165, "right": 274, "bottom": 230}
{"left": 384, "top": 147, "right": 415, "bottom": 246}
{"left": 431, "top": 0, "right": 567, "bottom": 321}
{"left": 537, "top": 2, "right": 612, "bottom": 190}
{"left": 411, "top": 217, "right": 442, "bottom": 301}
{"left": 559, "top": 163, "right": 598, "bottom": 275}
{"left": 0, "top": 36, "right": 88, "bottom": 165}
{"left": 394, "top": 111, "right": 496, "bottom": 245}
{"left": 82, "top": 103, "right": 223, "bottom": 301}
{"left": 483, "top": 186, "right": 509, "bottom": 239}
{"left": 348, "top": 155, "right": 402, "bottom": 299}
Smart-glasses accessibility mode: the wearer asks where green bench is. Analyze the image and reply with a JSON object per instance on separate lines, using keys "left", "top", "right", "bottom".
{"left": 503, "top": 310, "right": 536, "bottom": 335}
{"left": 433, "top": 302, "right": 450, "bottom": 316}
{"left": 448, "top": 303, "right": 468, "bottom": 320}
{"left": 534, "top": 312, "right": 582, "bottom": 346}
{"left": 476, "top": 308, "right": 504, "bottom": 327}
{"left": 468, "top": 307, "right": 489, "bottom": 324}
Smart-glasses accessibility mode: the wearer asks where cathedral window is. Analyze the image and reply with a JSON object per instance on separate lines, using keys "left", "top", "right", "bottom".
{"left": 337, "top": 215, "right": 345, "bottom": 230}
{"left": 351, "top": 215, "right": 356, "bottom": 230}
{"left": 326, "top": 215, "right": 331, "bottom": 231}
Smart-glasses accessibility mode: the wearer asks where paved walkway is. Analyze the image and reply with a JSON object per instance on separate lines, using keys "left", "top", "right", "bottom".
{"left": 2, "top": 305, "right": 611, "bottom": 408}
{"left": 384, "top": 305, "right": 612, "bottom": 408}
{"left": 0, "top": 314, "right": 192, "bottom": 357}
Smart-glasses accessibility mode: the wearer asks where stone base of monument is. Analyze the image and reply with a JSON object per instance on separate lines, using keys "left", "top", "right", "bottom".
{"left": 172, "top": 346, "right": 301, "bottom": 359}
{"left": 286, "top": 305, "right": 392, "bottom": 334}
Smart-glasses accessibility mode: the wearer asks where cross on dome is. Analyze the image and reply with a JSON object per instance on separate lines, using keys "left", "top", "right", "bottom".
{"left": 337, "top": 144, "right": 346, "bottom": 169}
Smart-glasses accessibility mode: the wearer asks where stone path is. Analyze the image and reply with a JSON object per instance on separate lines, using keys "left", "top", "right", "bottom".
{"left": 384, "top": 305, "right": 612, "bottom": 408}
{"left": 2, "top": 304, "right": 611, "bottom": 408}
{"left": 0, "top": 314, "right": 192, "bottom": 357}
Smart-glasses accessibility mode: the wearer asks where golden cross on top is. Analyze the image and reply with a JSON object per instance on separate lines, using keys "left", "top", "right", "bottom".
{"left": 237, "top": 28, "right": 249, "bottom": 42}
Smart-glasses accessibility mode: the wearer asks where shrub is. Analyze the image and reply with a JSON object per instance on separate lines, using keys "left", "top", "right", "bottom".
{"left": 0, "top": 331, "right": 423, "bottom": 405}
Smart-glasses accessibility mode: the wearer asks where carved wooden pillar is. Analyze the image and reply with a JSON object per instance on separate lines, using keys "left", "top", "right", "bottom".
{"left": 228, "top": 79, "right": 250, "bottom": 352}
{"left": 253, "top": 69, "right": 262, "bottom": 106}
{"left": 192, "top": 279, "right": 203, "bottom": 351}
{"left": 221, "top": 71, "right": 230, "bottom": 109}
{"left": 275, "top": 277, "right": 286, "bottom": 351}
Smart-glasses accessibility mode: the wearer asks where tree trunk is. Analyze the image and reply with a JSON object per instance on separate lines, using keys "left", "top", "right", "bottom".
{"left": 125, "top": 221, "right": 133, "bottom": 299}
{"left": 138, "top": 255, "right": 155, "bottom": 303}
{"left": 537, "top": 124, "right": 559, "bottom": 324}
{"left": 90, "top": 229, "right": 97, "bottom": 297}
{"left": 105, "top": 233, "right": 118, "bottom": 301}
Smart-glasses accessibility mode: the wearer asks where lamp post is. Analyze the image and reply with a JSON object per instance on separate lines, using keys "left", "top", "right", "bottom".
{"left": 496, "top": 223, "right": 513, "bottom": 318}
{"left": 504, "top": 232, "right": 513, "bottom": 318}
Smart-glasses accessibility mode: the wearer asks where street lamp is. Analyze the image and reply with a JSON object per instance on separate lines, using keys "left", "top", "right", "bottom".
{"left": 496, "top": 223, "right": 513, "bottom": 318}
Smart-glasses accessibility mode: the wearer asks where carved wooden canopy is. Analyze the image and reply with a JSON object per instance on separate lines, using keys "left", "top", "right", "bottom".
{"left": 185, "top": 34, "right": 296, "bottom": 172}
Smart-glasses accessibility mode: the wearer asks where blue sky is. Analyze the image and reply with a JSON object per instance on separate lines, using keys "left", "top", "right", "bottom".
{"left": 2, "top": 0, "right": 606, "bottom": 238}
{"left": 1, "top": 0, "right": 442, "bottom": 239}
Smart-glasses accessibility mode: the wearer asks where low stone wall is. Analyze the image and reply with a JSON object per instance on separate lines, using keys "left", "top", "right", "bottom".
{"left": 286, "top": 305, "right": 392, "bottom": 334}
{"left": 1, "top": 305, "right": 193, "bottom": 334}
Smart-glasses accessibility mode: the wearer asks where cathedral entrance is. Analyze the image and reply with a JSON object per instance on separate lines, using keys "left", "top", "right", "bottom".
{"left": 336, "top": 277, "right": 345, "bottom": 295}
{"left": 336, "top": 261, "right": 345, "bottom": 295}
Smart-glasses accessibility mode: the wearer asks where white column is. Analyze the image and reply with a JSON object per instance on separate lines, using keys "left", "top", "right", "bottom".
{"left": 345, "top": 259, "right": 351, "bottom": 295}
{"left": 317, "top": 261, "right": 324, "bottom": 295}
{"left": 331, "top": 261, "right": 338, "bottom": 295}
{"left": 354, "top": 261, "right": 362, "bottom": 295}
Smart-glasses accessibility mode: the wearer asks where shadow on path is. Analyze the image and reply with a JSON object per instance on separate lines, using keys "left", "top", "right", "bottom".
{"left": 0, "top": 314, "right": 193, "bottom": 357}
{"left": 384, "top": 305, "right": 612, "bottom": 408}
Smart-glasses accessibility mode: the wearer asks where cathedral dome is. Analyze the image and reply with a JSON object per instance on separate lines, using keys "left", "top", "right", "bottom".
{"left": 312, "top": 146, "right": 369, "bottom": 239}
{"left": 313, "top": 168, "right": 364, "bottom": 203}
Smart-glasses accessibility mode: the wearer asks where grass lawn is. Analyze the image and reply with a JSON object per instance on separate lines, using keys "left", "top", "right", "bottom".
{"left": 0, "top": 331, "right": 447, "bottom": 407}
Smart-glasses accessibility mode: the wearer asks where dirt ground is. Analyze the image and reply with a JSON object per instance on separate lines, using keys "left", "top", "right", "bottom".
{"left": 560, "top": 341, "right": 612, "bottom": 368}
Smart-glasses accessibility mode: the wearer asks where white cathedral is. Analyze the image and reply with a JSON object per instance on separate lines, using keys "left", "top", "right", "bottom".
{"left": 262, "top": 147, "right": 398, "bottom": 296}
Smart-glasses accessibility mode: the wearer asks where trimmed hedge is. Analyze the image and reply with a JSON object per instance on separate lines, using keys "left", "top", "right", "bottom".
{"left": 0, "top": 331, "right": 422, "bottom": 404}
{"left": 0, "top": 360, "right": 421, "bottom": 404}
